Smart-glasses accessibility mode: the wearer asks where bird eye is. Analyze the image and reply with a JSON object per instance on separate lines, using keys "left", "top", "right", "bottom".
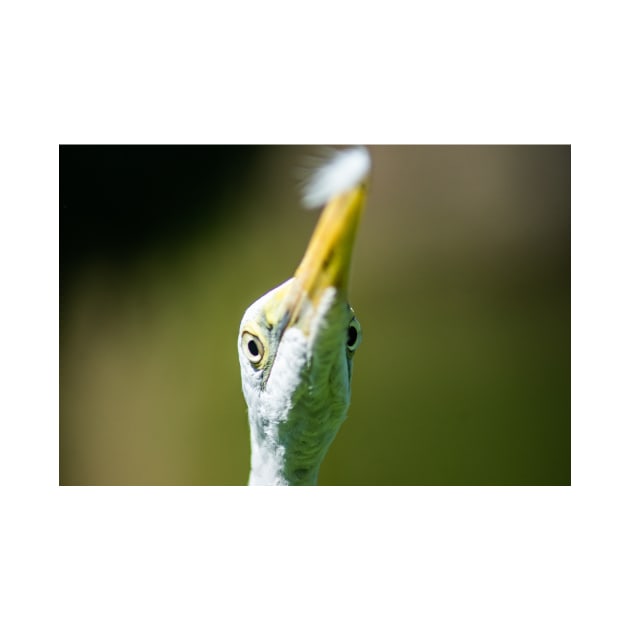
{"left": 347, "top": 319, "right": 361, "bottom": 352}
{"left": 242, "top": 331, "right": 265, "bottom": 365}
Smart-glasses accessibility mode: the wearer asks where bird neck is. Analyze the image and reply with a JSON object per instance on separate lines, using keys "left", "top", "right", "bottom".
{"left": 248, "top": 429, "right": 322, "bottom": 486}
{"left": 243, "top": 308, "right": 352, "bottom": 486}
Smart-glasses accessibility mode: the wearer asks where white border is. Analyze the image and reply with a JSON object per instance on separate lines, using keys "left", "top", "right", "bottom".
{"left": 2, "top": 1, "right": 629, "bottom": 628}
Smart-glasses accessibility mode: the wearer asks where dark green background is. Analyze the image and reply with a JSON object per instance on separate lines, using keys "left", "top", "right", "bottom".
{"left": 60, "top": 145, "right": 570, "bottom": 485}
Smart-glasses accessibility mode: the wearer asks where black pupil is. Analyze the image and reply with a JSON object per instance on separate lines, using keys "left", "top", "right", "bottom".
{"left": 248, "top": 340, "right": 260, "bottom": 357}
{"left": 347, "top": 324, "right": 358, "bottom": 347}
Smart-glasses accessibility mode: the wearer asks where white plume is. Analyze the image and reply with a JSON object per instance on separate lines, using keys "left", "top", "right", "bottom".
{"left": 301, "top": 146, "right": 371, "bottom": 209}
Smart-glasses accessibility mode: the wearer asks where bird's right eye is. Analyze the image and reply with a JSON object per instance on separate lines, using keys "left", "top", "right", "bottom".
{"left": 242, "top": 331, "right": 265, "bottom": 365}
{"left": 347, "top": 318, "right": 362, "bottom": 352}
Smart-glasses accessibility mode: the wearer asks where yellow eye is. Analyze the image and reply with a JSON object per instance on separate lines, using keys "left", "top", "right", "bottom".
{"left": 242, "top": 331, "right": 265, "bottom": 365}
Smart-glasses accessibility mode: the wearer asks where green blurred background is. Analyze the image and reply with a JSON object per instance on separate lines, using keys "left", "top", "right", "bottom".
{"left": 60, "top": 145, "right": 570, "bottom": 485}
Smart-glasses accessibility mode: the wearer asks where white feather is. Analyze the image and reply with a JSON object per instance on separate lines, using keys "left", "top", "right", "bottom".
{"left": 301, "top": 146, "right": 371, "bottom": 209}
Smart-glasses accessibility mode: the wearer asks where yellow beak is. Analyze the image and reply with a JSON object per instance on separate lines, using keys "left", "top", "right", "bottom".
{"left": 261, "top": 176, "right": 368, "bottom": 333}
{"left": 294, "top": 182, "right": 368, "bottom": 307}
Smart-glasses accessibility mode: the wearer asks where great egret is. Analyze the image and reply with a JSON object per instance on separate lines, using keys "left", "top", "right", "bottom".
{"left": 237, "top": 147, "right": 370, "bottom": 485}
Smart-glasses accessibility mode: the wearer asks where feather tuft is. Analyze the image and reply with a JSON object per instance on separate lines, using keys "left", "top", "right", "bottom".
{"left": 301, "top": 146, "right": 371, "bottom": 209}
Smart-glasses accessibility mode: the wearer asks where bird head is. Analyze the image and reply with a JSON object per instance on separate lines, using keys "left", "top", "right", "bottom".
{"left": 238, "top": 147, "right": 370, "bottom": 485}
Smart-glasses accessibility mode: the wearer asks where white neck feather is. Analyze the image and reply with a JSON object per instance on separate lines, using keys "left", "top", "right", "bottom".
{"left": 248, "top": 432, "right": 320, "bottom": 486}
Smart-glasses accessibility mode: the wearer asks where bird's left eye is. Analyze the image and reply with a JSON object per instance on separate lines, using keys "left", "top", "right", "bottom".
{"left": 242, "top": 332, "right": 265, "bottom": 365}
{"left": 347, "top": 319, "right": 362, "bottom": 352}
